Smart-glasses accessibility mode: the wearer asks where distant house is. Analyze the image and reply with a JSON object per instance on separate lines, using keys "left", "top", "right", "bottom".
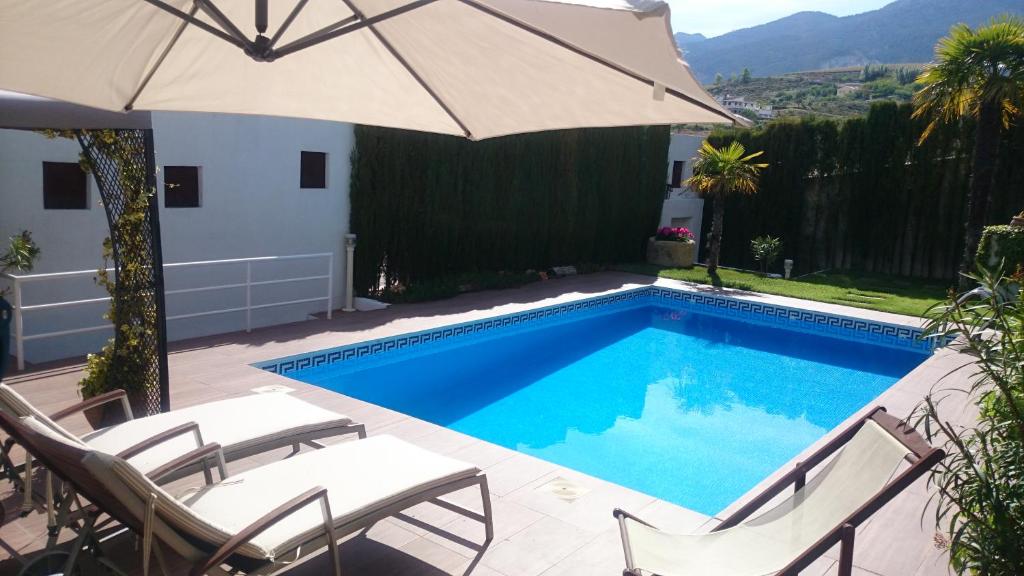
{"left": 837, "top": 83, "right": 862, "bottom": 97}
{"left": 715, "top": 95, "right": 775, "bottom": 119}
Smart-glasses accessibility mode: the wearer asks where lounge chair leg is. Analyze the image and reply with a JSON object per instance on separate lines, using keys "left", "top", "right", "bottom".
{"left": 61, "top": 508, "right": 98, "bottom": 575}
{"left": 479, "top": 476, "right": 494, "bottom": 544}
{"left": 838, "top": 523, "right": 855, "bottom": 576}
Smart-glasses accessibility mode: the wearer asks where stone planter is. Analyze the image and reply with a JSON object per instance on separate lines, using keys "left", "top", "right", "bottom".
{"left": 646, "top": 238, "right": 695, "bottom": 268}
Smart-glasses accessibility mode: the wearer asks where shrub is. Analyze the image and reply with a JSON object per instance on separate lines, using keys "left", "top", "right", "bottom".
{"left": 750, "top": 235, "right": 782, "bottom": 274}
{"left": 914, "top": 264, "right": 1024, "bottom": 575}
{"left": 977, "top": 225, "right": 1024, "bottom": 274}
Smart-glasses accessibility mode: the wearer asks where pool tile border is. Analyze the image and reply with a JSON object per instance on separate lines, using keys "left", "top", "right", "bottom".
{"left": 256, "top": 286, "right": 937, "bottom": 376}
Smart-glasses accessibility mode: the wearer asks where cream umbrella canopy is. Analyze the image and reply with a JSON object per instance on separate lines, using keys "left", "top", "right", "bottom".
{"left": 0, "top": 0, "right": 733, "bottom": 139}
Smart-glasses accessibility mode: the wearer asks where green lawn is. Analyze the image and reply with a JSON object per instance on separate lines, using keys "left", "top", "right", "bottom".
{"left": 617, "top": 263, "right": 952, "bottom": 317}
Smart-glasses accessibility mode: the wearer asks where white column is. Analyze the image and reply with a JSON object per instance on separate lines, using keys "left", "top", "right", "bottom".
{"left": 14, "top": 280, "right": 24, "bottom": 371}
{"left": 343, "top": 234, "right": 356, "bottom": 312}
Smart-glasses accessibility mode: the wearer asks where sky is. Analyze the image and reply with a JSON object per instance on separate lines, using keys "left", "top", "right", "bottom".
{"left": 668, "top": 0, "right": 895, "bottom": 37}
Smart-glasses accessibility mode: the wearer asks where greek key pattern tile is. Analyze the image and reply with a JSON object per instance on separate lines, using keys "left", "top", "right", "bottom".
{"left": 258, "top": 286, "right": 934, "bottom": 376}
{"left": 643, "top": 287, "right": 934, "bottom": 352}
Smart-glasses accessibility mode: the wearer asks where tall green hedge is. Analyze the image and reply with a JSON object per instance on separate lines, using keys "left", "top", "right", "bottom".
{"left": 349, "top": 125, "right": 670, "bottom": 294}
{"left": 706, "top": 101, "right": 1024, "bottom": 279}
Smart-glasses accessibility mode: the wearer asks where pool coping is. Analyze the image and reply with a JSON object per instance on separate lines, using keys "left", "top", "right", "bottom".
{"left": 256, "top": 281, "right": 936, "bottom": 377}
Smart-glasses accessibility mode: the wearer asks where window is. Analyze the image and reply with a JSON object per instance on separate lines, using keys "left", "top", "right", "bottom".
{"left": 669, "top": 160, "right": 685, "bottom": 188}
{"left": 42, "top": 161, "right": 88, "bottom": 209}
{"left": 300, "top": 151, "right": 327, "bottom": 189}
{"left": 164, "top": 166, "right": 201, "bottom": 208}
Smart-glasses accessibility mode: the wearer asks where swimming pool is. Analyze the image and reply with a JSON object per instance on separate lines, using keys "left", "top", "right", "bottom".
{"left": 261, "top": 287, "right": 932, "bottom": 515}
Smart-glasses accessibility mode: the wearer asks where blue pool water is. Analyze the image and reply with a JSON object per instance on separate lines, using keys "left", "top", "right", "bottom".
{"left": 288, "top": 304, "right": 928, "bottom": 515}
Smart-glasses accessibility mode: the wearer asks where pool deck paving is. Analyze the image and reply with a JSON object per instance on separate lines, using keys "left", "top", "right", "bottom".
{"left": 0, "top": 271, "right": 974, "bottom": 576}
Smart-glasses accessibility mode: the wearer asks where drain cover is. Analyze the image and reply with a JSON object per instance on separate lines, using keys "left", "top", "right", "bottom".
{"left": 537, "top": 477, "right": 590, "bottom": 501}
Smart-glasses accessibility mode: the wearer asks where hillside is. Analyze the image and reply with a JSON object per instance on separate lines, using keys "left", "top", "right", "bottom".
{"left": 707, "top": 65, "right": 924, "bottom": 120}
{"left": 678, "top": 0, "right": 1023, "bottom": 83}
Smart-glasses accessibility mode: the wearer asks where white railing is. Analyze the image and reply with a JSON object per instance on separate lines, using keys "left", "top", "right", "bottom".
{"left": 2, "top": 253, "right": 333, "bottom": 371}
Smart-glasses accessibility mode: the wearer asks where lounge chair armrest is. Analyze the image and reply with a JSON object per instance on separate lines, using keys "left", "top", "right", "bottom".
{"left": 714, "top": 407, "right": 887, "bottom": 531}
{"left": 49, "top": 389, "right": 133, "bottom": 423}
{"left": 190, "top": 486, "right": 340, "bottom": 576}
{"left": 146, "top": 443, "right": 227, "bottom": 485}
{"left": 117, "top": 421, "right": 205, "bottom": 460}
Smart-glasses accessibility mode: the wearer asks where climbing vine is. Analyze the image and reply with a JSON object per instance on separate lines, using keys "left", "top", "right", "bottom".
{"left": 46, "top": 130, "right": 161, "bottom": 413}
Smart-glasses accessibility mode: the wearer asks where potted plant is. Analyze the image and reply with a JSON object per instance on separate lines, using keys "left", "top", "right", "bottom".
{"left": 0, "top": 231, "right": 41, "bottom": 381}
{"left": 647, "top": 226, "right": 696, "bottom": 268}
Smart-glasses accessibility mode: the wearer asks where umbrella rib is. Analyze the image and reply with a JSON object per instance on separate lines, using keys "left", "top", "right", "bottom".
{"left": 142, "top": 0, "right": 246, "bottom": 49}
{"left": 272, "top": 15, "right": 361, "bottom": 55}
{"left": 268, "top": 0, "right": 310, "bottom": 49}
{"left": 195, "top": 0, "right": 252, "bottom": 49}
{"left": 125, "top": 4, "right": 200, "bottom": 111}
{"left": 272, "top": 0, "right": 438, "bottom": 58}
{"left": 336, "top": 0, "right": 474, "bottom": 138}
{"left": 456, "top": 0, "right": 735, "bottom": 124}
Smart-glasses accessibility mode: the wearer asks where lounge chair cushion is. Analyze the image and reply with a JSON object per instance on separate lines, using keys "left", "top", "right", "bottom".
{"left": 87, "top": 434, "right": 480, "bottom": 560}
{"left": 80, "top": 392, "right": 352, "bottom": 474}
{"left": 20, "top": 415, "right": 89, "bottom": 449}
{"left": 622, "top": 420, "right": 910, "bottom": 576}
{"left": 0, "top": 384, "right": 82, "bottom": 443}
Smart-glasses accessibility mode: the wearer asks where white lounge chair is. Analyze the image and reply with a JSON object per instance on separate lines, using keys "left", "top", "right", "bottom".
{"left": 614, "top": 407, "right": 944, "bottom": 576}
{"left": 0, "top": 383, "right": 364, "bottom": 515}
{"left": 2, "top": 411, "right": 493, "bottom": 576}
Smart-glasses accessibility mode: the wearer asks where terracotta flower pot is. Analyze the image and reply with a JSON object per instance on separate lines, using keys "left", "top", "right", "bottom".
{"left": 646, "top": 238, "right": 696, "bottom": 268}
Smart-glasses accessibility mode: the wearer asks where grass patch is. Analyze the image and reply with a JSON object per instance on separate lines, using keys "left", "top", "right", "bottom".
{"left": 616, "top": 263, "right": 951, "bottom": 317}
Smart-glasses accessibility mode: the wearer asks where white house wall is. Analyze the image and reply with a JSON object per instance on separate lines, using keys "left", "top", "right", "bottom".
{"left": 660, "top": 134, "right": 705, "bottom": 250}
{"left": 0, "top": 113, "right": 355, "bottom": 364}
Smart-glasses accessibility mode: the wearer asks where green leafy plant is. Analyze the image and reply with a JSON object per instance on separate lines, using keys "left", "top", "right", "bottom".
{"left": 914, "top": 263, "right": 1024, "bottom": 575}
{"left": 913, "top": 15, "right": 1024, "bottom": 289}
{"left": 0, "top": 231, "right": 41, "bottom": 296}
{"left": 750, "top": 235, "right": 782, "bottom": 275}
{"left": 685, "top": 141, "right": 767, "bottom": 274}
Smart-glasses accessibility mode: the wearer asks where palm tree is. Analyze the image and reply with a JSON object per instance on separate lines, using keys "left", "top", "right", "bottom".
{"left": 913, "top": 15, "right": 1024, "bottom": 289}
{"left": 686, "top": 141, "right": 766, "bottom": 274}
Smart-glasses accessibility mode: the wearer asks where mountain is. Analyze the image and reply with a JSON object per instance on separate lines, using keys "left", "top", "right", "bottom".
{"left": 673, "top": 32, "right": 707, "bottom": 47}
{"left": 679, "top": 0, "right": 1023, "bottom": 83}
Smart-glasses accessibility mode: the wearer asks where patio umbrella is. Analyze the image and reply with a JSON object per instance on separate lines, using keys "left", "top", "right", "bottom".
{"left": 0, "top": 0, "right": 734, "bottom": 139}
